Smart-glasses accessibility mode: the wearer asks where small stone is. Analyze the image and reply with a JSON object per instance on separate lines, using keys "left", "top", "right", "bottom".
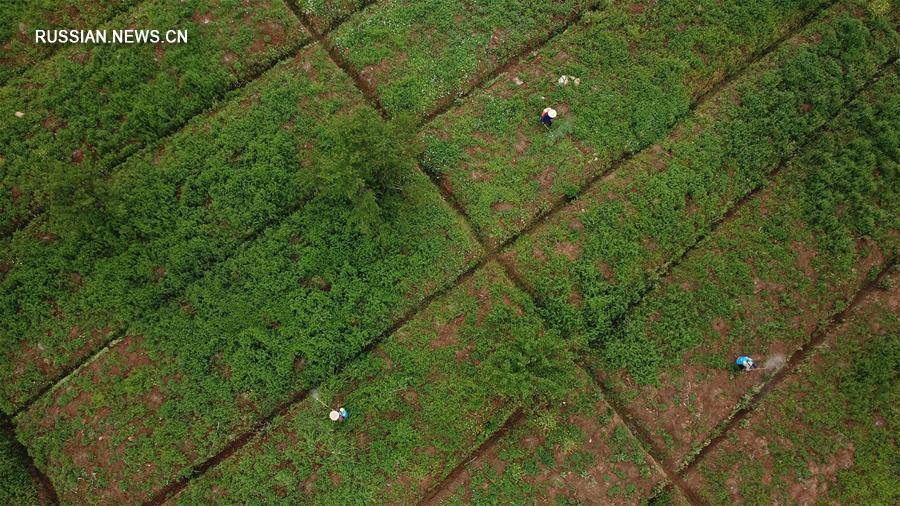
{"left": 512, "top": 76, "right": 523, "bottom": 85}
{"left": 14, "top": 111, "right": 24, "bottom": 118}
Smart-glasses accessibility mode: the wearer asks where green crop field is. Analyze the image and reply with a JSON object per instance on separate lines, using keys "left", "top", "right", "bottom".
{"left": 1, "top": 0, "right": 897, "bottom": 504}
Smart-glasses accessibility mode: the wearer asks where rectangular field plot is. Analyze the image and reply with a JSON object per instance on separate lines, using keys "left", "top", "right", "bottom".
{"left": 590, "top": 71, "right": 898, "bottom": 468}
{"left": 420, "top": 0, "right": 835, "bottom": 244}
{"left": 683, "top": 270, "right": 899, "bottom": 504}
{"left": 14, "top": 164, "right": 481, "bottom": 503}
{"left": 502, "top": 3, "right": 897, "bottom": 341}
{"left": 331, "top": 0, "right": 598, "bottom": 118}
{"left": 0, "top": 0, "right": 309, "bottom": 236}
{"left": 0, "top": 46, "right": 369, "bottom": 413}
{"left": 427, "top": 369, "right": 665, "bottom": 505}
{"left": 0, "top": 0, "right": 139, "bottom": 84}
{"left": 172, "top": 263, "right": 567, "bottom": 504}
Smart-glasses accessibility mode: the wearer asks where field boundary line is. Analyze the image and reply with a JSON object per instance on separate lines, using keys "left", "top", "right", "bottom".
{"left": 570, "top": 61, "right": 897, "bottom": 503}
{"left": 8, "top": 0, "right": 380, "bottom": 418}
{"left": 474, "top": 36, "right": 897, "bottom": 506}
{"left": 417, "top": 409, "right": 524, "bottom": 505}
{"left": 0, "top": 0, "right": 146, "bottom": 87}
{"left": 0, "top": 0, "right": 376, "bottom": 239}
{"left": 418, "top": 0, "right": 605, "bottom": 125}
{"left": 484, "top": 1, "right": 836, "bottom": 250}
{"left": 675, "top": 258, "right": 897, "bottom": 497}
{"left": 1, "top": 412, "right": 58, "bottom": 505}
{"left": 143, "top": 251, "right": 495, "bottom": 504}
{"left": 284, "top": 0, "right": 390, "bottom": 119}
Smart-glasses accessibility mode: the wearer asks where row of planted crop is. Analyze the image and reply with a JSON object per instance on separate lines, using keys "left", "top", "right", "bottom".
{"left": 421, "top": 0, "right": 839, "bottom": 245}
{"left": 438, "top": 67, "right": 898, "bottom": 505}
{"left": 502, "top": 0, "right": 898, "bottom": 341}
{"left": 683, "top": 269, "right": 899, "bottom": 504}
{"left": 0, "top": 0, "right": 602, "bottom": 415}
{"left": 13, "top": 2, "right": 896, "bottom": 504}
{"left": 0, "top": 0, "right": 313, "bottom": 236}
{"left": 594, "top": 68, "right": 899, "bottom": 468}
{"left": 0, "top": 0, "right": 139, "bottom": 84}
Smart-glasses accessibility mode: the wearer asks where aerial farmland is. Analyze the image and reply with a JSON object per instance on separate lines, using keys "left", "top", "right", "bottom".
{"left": 0, "top": 0, "right": 897, "bottom": 504}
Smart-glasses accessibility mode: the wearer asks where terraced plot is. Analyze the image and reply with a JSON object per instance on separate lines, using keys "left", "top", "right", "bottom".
{"left": 425, "top": 368, "right": 666, "bottom": 505}
{"left": 331, "top": 0, "right": 598, "bottom": 118}
{"left": 15, "top": 150, "right": 480, "bottom": 503}
{"left": 503, "top": 3, "right": 897, "bottom": 340}
{"left": 173, "top": 263, "right": 570, "bottom": 504}
{"left": 0, "top": 45, "right": 370, "bottom": 414}
{"left": 1, "top": 0, "right": 897, "bottom": 503}
{"left": 421, "top": 0, "right": 836, "bottom": 244}
{"left": 0, "top": 0, "right": 314, "bottom": 236}
{"left": 682, "top": 269, "right": 899, "bottom": 504}
{"left": 0, "top": 0, "right": 139, "bottom": 84}
{"left": 592, "top": 69, "right": 898, "bottom": 468}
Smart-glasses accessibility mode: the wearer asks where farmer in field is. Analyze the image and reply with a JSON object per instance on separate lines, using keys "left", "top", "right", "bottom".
{"left": 329, "top": 407, "right": 348, "bottom": 422}
{"left": 540, "top": 107, "right": 557, "bottom": 128}
{"left": 736, "top": 355, "right": 756, "bottom": 371}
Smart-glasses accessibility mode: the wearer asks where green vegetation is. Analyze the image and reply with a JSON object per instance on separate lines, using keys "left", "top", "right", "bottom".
{"left": 1, "top": 0, "right": 898, "bottom": 503}
{"left": 333, "top": 0, "right": 598, "bottom": 118}
{"left": 0, "top": 0, "right": 139, "bottom": 84}
{"left": 175, "top": 264, "right": 576, "bottom": 504}
{"left": 685, "top": 270, "right": 899, "bottom": 504}
{"left": 0, "top": 0, "right": 309, "bottom": 235}
{"left": 15, "top": 143, "right": 481, "bottom": 503}
{"left": 593, "top": 70, "right": 899, "bottom": 466}
{"left": 505, "top": 2, "right": 897, "bottom": 343}
{"left": 0, "top": 46, "right": 369, "bottom": 413}
{"left": 0, "top": 423, "right": 40, "bottom": 505}
{"left": 421, "top": 0, "right": 835, "bottom": 243}
{"left": 437, "top": 369, "right": 663, "bottom": 505}
{"left": 310, "top": 109, "right": 420, "bottom": 234}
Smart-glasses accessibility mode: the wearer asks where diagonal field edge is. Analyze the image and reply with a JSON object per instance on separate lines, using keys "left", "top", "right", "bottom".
{"left": 485, "top": 0, "right": 839, "bottom": 250}
{"left": 143, "top": 253, "right": 494, "bottom": 505}
{"left": 8, "top": 0, "right": 380, "bottom": 419}
{"left": 283, "top": 0, "right": 389, "bottom": 119}
{"left": 1, "top": 412, "right": 58, "bottom": 505}
{"left": 417, "top": 409, "right": 525, "bottom": 505}
{"left": 570, "top": 62, "right": 897, "bottom": 506}
{"left": 0, "top": 0, "right": 145, "bottom": 87}
{"left": 427, "top": 34, "right": 895, "bottom": 506}
{"left": 144, "top": 2, "right": 847, "bottom": 504}
{"left": 675, "top": 258, "right": 897, "bottom": 499}
{"left": 0, "top": 0, "right": 377, "bottom": 239}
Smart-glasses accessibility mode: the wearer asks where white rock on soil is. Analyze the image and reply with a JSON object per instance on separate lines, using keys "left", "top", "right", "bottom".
{"left": 14, "top": 111, "right": 24, "bottom": 118}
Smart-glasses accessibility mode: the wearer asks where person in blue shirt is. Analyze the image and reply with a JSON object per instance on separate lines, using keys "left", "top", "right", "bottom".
{"left": 736, "top": 355, "right": 756, "bottom": 371}
{"left": 329, "top": 407, "right": 349, "bottom": 422}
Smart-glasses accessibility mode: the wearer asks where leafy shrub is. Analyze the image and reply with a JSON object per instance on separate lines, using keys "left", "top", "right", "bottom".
{"left": 309, "top": 109, "right": 421, "bottom": 233}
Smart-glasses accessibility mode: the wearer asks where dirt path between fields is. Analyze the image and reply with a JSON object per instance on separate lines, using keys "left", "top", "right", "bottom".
{"left": 674, "top": 259, "right": 897, "bottom": 498}
{"left": 23, "top": 2, "right": 881, "bottom": 504}
{"left": 146, "top": 3, "right": 860, "bottom": 504}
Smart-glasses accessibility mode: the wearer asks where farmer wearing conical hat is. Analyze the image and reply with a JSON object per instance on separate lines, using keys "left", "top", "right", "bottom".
{"left": 540, "top": 107, "right": 557, "bottom": 128}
